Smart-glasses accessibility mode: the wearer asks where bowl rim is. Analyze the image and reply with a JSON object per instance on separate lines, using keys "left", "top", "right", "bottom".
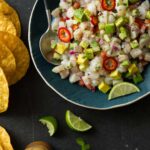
{"left": 28, "top": 0, "right": 150, "bottom": 110}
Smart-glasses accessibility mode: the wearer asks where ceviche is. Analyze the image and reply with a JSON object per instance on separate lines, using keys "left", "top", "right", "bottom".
{"left": 50, "top": 0, "right": 150, "bottom": 97}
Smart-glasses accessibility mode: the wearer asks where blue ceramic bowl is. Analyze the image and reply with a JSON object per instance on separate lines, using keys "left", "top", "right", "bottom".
{"left": 28, "top": 0, "right": 150, "bottom": 110}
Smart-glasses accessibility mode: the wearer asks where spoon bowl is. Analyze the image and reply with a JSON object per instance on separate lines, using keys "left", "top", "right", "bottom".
{"left": 39, "top": 0, "right": 60, "bottom": 65}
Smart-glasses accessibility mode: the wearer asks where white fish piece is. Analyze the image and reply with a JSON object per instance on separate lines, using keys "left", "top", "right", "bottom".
{"left": 69, "top": 73, "right": 81, "bottom": 83}
{"left": 105, "top": 77, "right": 113, "bottom": 85}
{"left": 59, "top": 1, "right": 70, "bottom": 9}
{"left": 66, "top": 19, "right": 74, "bottom": 28}
{"left": 130, "top": 48, "right": 142, "bottom": 58}
{"left": 91, "top": 79, "right": 100, "bottom": 87}
{"left": 79, "top": 22, "right": 91, "bottom": 30}
{"left": 82, "top": 76, "right": 91, "bottom": 85}
{"left": 117, "top": 65, "right": 127, "bottom": 73}
{"left": 73, "top": 29, "right": 83, "bottom": 41}
{"left": 144, "top": 53, "right": 150, "bottom": 62}
{"left": 70, "top": 55, "right": 77, "bottom": 67}
{"left": 116, "top": 5, "right": 127, "bottom": 16}
{"left": 122, "top": 42, "right": 131, "bottom": 54}
{"left": 59, "top": 21, "right": 66, "bottom": 28}
{"left": 87, "top": 2, "right": 97, "bottom": 15}
{"left": 66, "top": 7, "right": 75, "bottom": 18}
{"left": 108, "top": 13, "right": 116, "bottom": 23}
{"left": 71, "top": 66, "right": 80, "bottom": 74}
{"left": 130, "top": 24, "right": 140, "bottom": 39}
{"left": 51, "top": 8, "right": 60, "bottom": 17}
{"left": 138, "top": 0, "right": 149, "bottom": 19}
{"left": 60, "top": 70, "right": 69, "bottom": 79}
{"left": 52, "top": 65, "right": 65, "bottom": 73}
{"left": 118, "top": 55, "right": 129, "bottom": 62}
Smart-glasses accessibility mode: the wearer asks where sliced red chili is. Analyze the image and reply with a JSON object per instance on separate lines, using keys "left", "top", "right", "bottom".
{"left": 91, "top": 16, "right": 98, "bottom": 26}
{"left": 58, "top": 27, "right": 71, "bottom": 43}
{"left": 101, "top": 0, "right": 116, "bottom": 11}
{"left": 103, "top": 57, "right": 118, "bottom": 71}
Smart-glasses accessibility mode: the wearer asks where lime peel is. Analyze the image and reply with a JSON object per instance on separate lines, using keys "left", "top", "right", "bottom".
{"left": 39, "top": 116, "right": 58, "bottom": 136}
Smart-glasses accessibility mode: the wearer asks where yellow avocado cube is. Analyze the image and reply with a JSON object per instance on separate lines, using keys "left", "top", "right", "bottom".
{"left": 98, "top": 82, "right": 111, "bottom": 93}
{"left": 110, "top": 70, "right": 121, "bottom": 79}
{"left": 128, "top": 64, "right": 139, "bottom": 74}
{"left": 55, "top": 43, "right": 67, "bottom": 55}
{"left": 77, "top": 54, "right": 88, "bottom": 65}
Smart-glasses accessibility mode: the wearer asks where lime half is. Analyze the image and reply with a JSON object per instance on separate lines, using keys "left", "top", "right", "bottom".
{"left": 65, "top": 110, "right": 92, "bottom": 132}
{"left": 108, "top": 82, "right": 140, "bottom": 100}
{"left": 39, "top": 116, "right": 58, "bottom": 136}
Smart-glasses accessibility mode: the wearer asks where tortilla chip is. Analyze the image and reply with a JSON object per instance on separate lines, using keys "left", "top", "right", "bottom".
{"left": 0, "top": 32, "right": 30, "bottom": 85}
{"left": 0, "top": 67, "right": 9, "bottom": 113}
{"left": 0, "top": 0, "right": 21, "bottom": 36}
{"left": 0, "top": 126, "right": 14, "bottom": 150}
{"left": 0, "top": 41, "right": 16, "bottom": 84}
{"left": 0, "top": 14, "right": 16, "bottom": 36}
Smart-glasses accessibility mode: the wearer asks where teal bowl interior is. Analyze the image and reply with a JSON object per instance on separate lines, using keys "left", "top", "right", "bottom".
{"left": 28, "top": 0, "right": 150, "bottom": 110}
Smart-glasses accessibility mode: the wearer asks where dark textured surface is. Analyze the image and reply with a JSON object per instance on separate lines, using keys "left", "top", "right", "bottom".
{"left": 0, "top": 0, "right": 150, "bottom": 150}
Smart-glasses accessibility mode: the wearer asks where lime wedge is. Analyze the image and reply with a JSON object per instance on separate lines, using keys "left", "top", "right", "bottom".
{"left": 65, "top": 110, "right": 92, "bottom": 132}
{"left": 108, "top": 82, "right": 140, "bottom": 100}
{"left": 39, "top": 116, "right": 58, "bottom": 136}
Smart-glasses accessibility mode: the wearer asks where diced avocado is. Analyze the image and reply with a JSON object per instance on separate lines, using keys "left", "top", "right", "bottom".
{"left": 69, "top": 42, "right": 78, "bottom": 49}
{"left": 130, "top": 40, "right": 139, "bottom": 49}
{"left": 132, "top": 9, "right": 140, "bottom": 17}
{"left": 51, "top": 40, "right": 57, "bottom": 49}
{"left": 139, "top": 34, "right": 150, "bottom": 48}
{"left": 110, "top": 71, "right": 121, "bottom": 79}
{"left": 90, "top": 41, "right": 101, "bottom": 52}
{"left": 90, "top": 41, "right": 99, "bottom": 48}
{"left": 133, "top": 73, "right": 143, "bottom": 84}
{"left": 119, "top": 27, "right": 128, "bottom": 40}
{"left": 115, "top": 17, "right": 128, "bottom": 27}
{"left": 74, "top": 8, "right": 88, "bottom": 22}
{"left": 79, "top": 63, "right": 88, "bottom": 71}
{"left": 98, "top": 81, "right": 111, "bottom": 93}
{"left": 80, "top": 41, "right": 89, "bottom": 49}
{"left": 105, "top": 23, "right": 115, "bottom": 34}
{"left": 84, "top": 9, "right": 91, "bottom": 20}
{"left": 77, "top": 54, "right": 88, "bottom": 65}
{"left": 104, "top": 34, "right": 111, "bottom": 42}
{"left": 53, "top": 52, "right": 61, "bottom": 60}
{"left": 129, "top": 0, "right": 139, "bottom": 4}
{"left": 84, "top": 48, "right": 94, "bottom": 59}
{"left": 55, "top": 43, "right": 68, "bottom": 54}
{"left": 146, "top": 11, "right": 150, "bottom": 19}
{"left": 98, "top": 23, "right": 105, "bottom": 30}
{"left": 121, "top": 60, "right": 130, "bottom": 66}
{"left": 128, "top": 64, "right": 139, "bottom": 74}
{"left": 124, "top": 72, "right": 132, "bottom": 79}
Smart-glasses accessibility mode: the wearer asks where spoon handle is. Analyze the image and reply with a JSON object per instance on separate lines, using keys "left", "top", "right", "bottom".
{"left": 43, "top": 0, "right": 51, "bottom": 28}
